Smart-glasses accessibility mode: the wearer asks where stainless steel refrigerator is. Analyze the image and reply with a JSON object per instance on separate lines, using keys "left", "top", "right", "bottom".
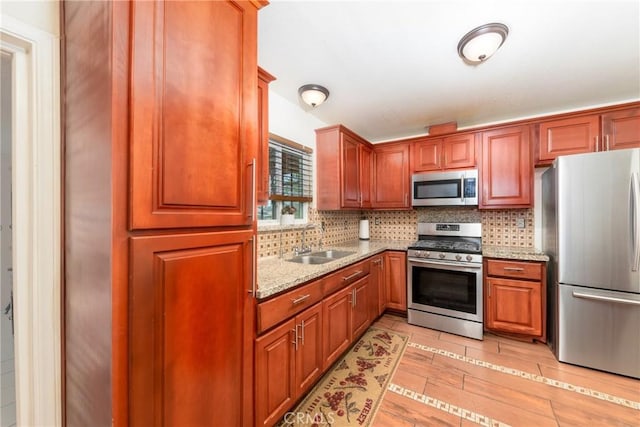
{"left": 542, "top": 148, "right": 640, "bottom": 379}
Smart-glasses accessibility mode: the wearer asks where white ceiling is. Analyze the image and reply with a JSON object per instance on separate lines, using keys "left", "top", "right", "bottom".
{"left": 258, "top": 0, "right": 640, "bottom": 142}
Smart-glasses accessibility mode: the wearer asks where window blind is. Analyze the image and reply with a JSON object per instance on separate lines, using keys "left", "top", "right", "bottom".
{"left": 268, "top": 136, "right": 313, "bottom": 202}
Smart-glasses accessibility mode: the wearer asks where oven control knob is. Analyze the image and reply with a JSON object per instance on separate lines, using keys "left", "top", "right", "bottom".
{"left": 455, "top": 255, "right": 462, "bottom": 261}
{"left": 425, "top": 252, "right": 430, "bottom": 258}
{"left": 466, "top": 255, "right": 473, "bottom": 261}
{"left": 438, "top": 253, "right": 446, "bottom": 259}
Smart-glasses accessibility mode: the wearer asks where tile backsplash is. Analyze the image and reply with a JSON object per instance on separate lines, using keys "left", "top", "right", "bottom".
{"left": 257, "top": 207, "right": 535, "bottom": 257}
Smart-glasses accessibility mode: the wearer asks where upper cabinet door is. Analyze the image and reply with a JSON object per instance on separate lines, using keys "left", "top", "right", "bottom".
{"left": 341, "top": 133, "right": 361, "bottom": 208}
{"left": 372, "top": 142, "right": 410, "bottom": 208}
{"left": 359, "top": 144, "right": 373, "bottom": 209}
{"left": 130, "top": 1, "right": 258, "bottom": 229}
{"left": 480, "top": 126, "right": 532, "bottom": 209}
{"left": 443, "top": 133, "right": 476, "bottom": 170}
{"left": 602, "top": 107, "right": 640, "bottom": 151}
{"left": 411, "top": 138, "right": 442, "bottom": 172}
{"left": 537, "top": 115, "right": 600, "bottom": 165}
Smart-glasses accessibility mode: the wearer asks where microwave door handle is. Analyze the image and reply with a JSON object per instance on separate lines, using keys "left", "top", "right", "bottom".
{"left": 460, "top": 175, "right": 465, "bottom": 203}
{"left": 632, "top": 172, "right": 640, "bottom": 272}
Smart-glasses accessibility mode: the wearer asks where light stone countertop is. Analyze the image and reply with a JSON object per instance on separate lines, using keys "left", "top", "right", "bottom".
{"left": 256, "top": 239, "right": 412, "bottom": 299}
{"left": 482, "top": 245, "right": 550, "bottom": 262}
{"left": 256, "top": 240, "right": 549, "bottom": 300}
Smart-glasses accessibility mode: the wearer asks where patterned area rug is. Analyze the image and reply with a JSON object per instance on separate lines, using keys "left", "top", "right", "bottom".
{"left": 280, "top": 327, "right": 409, "bottom": 427}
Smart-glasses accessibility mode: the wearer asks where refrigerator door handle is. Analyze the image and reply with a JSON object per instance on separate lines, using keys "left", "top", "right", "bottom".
{"left": 632, "top": 172, "right": 640, "bottom": 272}
{"left": 573, "top": 291, "right": 640, "bottom": 306}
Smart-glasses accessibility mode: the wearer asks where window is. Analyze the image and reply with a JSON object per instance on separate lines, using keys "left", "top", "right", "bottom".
{"left": 258, "top": 134, "right": 313, "bottom": 224}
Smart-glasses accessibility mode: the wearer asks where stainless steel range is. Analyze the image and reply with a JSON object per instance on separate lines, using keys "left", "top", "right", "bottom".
{"left": 407, "top": 223, "right": 483, "bottom": 340}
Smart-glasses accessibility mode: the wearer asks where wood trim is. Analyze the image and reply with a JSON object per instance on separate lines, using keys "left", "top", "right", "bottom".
{"left": 1, "top": 13, "right": 62, "bottom": 427}
{"left": 269, "top": 132, "right": 314, "bottom": 154}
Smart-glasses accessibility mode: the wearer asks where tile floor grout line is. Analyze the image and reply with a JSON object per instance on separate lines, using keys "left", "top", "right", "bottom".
{"left": 387, "top": 382, "right": 512, "bottom": 427}
{"left": 407, "top": 341, "right": 640, "bottom": 411}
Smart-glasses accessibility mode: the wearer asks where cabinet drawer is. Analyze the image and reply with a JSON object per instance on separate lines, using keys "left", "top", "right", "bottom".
{"left": 257, "top": 279, "right": 323, "bottom": 334}
{"left": 323, "top": 260, "right": 370, "bottom": 296}
{"left": 486, "top": 259, "right": 542, "bottom": 280}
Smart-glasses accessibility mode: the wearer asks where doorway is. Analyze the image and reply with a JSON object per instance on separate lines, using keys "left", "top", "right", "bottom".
{"left": 0, "top": 12, "right": 62, "bottom": 426}
{"left": 0, "top": 51, "right": 15, "bottom": 427}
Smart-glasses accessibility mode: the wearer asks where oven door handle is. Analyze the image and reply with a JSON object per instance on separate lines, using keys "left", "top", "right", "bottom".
{"left": 408, "top": 258, "right": 482, "bottom": 272}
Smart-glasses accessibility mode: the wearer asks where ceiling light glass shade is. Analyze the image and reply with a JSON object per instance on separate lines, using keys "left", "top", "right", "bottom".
{"left": 457, "top": 23, "right": 509, "bottom": 64}
{"left": 298, "top": 84, "right": 330, "bottom": 107}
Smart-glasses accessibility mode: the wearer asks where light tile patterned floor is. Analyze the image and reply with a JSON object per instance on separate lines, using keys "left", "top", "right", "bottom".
{"left": 370, "top": 314, "right": 640, "bottom": 427}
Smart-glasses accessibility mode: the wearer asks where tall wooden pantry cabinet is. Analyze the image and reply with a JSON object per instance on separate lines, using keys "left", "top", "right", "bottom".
{"left": 63, "top": 1, "right": 265, "bottom": 426}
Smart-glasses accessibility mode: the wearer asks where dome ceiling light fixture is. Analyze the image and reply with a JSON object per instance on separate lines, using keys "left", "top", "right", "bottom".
{"left": 457, "top": 23, "right": 509, "bottom": 64}
{"left": 298, "top": 84, "right": 330, "bottom": 107}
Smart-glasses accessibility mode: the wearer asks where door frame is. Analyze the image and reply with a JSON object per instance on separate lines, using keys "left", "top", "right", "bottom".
{"left": 0, "top": 14, "right": 61, "bottom": 427}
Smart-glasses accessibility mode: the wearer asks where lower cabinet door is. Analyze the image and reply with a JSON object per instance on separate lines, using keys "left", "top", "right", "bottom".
{"left": 129, "top": 230, "right": 254, "bottom": 427}
{"left": 351, "top": 277, "right": 370, "bottom": 339}
{"left": 385, "top": 251, "right": 407, "bottom": 311}
{"left": 486, "top": 277, "right": 542, "bottom": 336}
{"left": 322, "top": 285, "right": 353, "bottom": 369}
{"left": 255, "top": 319, "right": 296, "bottom": 427}
{"left": 295, "top": 302, "right": 324, "bottom": 397}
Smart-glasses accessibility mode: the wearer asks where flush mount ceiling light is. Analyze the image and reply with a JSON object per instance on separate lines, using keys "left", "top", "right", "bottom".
{"left": 457, "top": 23, "right": 509, "bottom": 64}
{"left": 298, "top": 84, "right": 330, "bottom": 107}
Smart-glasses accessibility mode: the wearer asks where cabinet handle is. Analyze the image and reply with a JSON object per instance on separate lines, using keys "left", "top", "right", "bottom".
{"left": 249, "top": 237, "right": 257, "bottom": 297}
{"left": 352, "top": 288, "right": 356, "bottom": 308}
{"left": 250, "top": 158, "right": 256, "bottom": 221}
{"left": 605, "top": 135, "right": 610, "bottom": 151}
{"left": 503, "top": 267, "right": 525, "bottom": 272}
{"left": 405, "top": 193, "right": 408, "bottom": 206}
{"left": 342, "top": 270, "right": 363, "bottom": 282}
{"left": 595, "top": 136, "right": 600, "bottom": 152}
{"left": 291, "top": 294, "right": 310, "bottom": 305}
{"left": 291, "top": 328, "right": 298, "bottom": 350}
{"left": 300, "top": 320, "right": 305, "bottom": 345}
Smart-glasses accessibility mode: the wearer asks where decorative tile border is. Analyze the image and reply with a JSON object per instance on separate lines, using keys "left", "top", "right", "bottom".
{"left": 387, "top": 383, "right": 511, "bottom": 427}
{"left": 407, "top": 342, "right": 640, "bottom": 411}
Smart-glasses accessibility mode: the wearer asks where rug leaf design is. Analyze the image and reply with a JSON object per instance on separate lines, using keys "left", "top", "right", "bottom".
{"left": 279, "top": 327, "right": 409, "bottom": 427}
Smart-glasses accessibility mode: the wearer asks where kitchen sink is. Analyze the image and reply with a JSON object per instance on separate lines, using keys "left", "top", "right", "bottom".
{"left": 287, "top": 255, "right": 334, "bottom": 265}
{"left": 309, "top": 250, "right": 355, "bottom": 259}
{"left": 287, "top": 249, "right": 356, "bottom": 265}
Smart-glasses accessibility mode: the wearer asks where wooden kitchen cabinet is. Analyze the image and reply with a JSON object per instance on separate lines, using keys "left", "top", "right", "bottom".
{"left": 129, "top": 229, "right": 255, "bottom": 426}
{"left": 537, "top": 115, "right": 600, "bottom": 165}
{"left": 372, "top": 142, "right": 411, "bottom": 209}
{"left": 64, "top": 1, "right": 262, "bottom": 426}
{"left": 536, "top": 105, "right": 640, "bottom": 165}
{"left": 479, "top": 125, "right": 533, "bottom": 209}
{"left": 369, "top": 255, "right": 385, "bottom": 319}
{"left": 255, "top": 318, "right": 296, "bottom": 427}
{"left": 257, "top": 67, "right": 276, "bottom": 205}
{"left": 359, "top": 143, "right": 373, "bottom": 209}
{"left": 385, "top": 251, "right": 407, "bottom": 312}
{"left": 255, "top": 302, "right": 324, "bottom": 427}
{"left": 351, "top": 277, "right": 371, "bottom": 339}
{"left": 602, "top": 107, "right": 640, "bottom": 150}
{"left": 129, "top": 0, "right": 258, "bottom": 229}
{"left": 411, "top": 133, "right": 476, "bottom": 172}
{"left": 316, "top": 125, "right": 372, "bottom": 209}
{"left": 484, "top": 258, "right": 547, "bottom": 342}
{"left": 322, "top": 284, "right": 354, "bottom": 369}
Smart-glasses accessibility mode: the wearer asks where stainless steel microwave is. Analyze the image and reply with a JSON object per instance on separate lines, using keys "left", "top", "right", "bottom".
{"left": 411, "top": 169, "right": 478, "bottom": 206}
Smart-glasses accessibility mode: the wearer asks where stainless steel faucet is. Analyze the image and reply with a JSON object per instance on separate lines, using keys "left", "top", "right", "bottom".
{"left": 293, "top": 223, "right": 315, "bottom": 256}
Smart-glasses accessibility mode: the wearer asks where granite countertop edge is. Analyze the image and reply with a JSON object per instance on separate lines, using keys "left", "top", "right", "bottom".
{"left": 482, "top": 245, "right": 550, "bottom": 262}
{"left": 257, "top": 241, "right": 549, "bottom": 300}
{"left": 256, "top": 240, "right": 411, "bottom": 299}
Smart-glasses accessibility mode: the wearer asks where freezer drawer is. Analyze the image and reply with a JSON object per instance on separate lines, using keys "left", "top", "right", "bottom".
{"left": 557, "top": 284, "right": 640, "bottom": 379}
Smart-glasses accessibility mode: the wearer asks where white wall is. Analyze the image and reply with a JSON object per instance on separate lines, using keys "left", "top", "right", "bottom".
{"left": 0, "top": 1, "right": 60, "bottom": 36}
{"left": 268, "top": 91, "right": 327, "bottom": 150}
